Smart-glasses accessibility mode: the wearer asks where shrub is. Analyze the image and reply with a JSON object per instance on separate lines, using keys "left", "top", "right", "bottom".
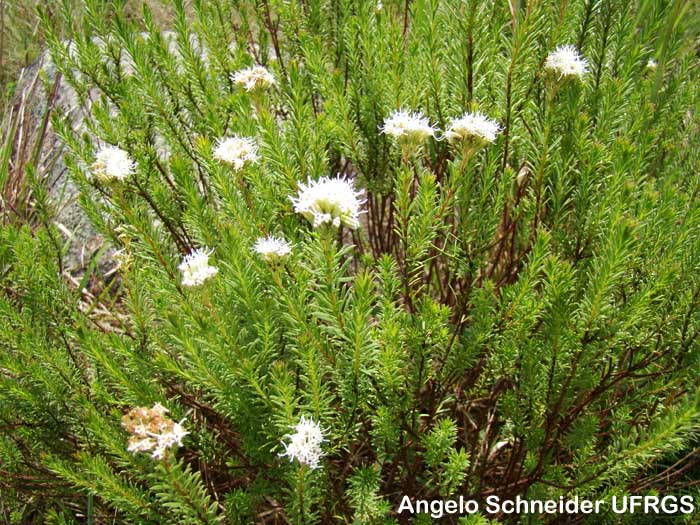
{"left": 2, "top": 0, "right": 700, "bottom": 523}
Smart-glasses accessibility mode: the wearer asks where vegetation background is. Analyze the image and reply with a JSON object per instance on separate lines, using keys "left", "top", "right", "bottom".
{"left": 2, "top": 0, "right": 700, "bottom": 524}
{"left": 0, "top": 0, "right": 175, "bottom": 111}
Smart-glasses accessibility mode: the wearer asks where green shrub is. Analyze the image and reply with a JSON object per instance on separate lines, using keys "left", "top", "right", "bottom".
{"left": 2, "top": 0, "right": 700, "bottom": 523}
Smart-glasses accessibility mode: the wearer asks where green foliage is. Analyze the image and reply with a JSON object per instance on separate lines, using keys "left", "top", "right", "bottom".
{"left": 2, "top": 0, "right": 700, "bottom": 523}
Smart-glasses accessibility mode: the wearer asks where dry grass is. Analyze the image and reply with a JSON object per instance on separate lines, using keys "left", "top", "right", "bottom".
{"left": 0, "top": 67, "right": 60, "bottom": 227}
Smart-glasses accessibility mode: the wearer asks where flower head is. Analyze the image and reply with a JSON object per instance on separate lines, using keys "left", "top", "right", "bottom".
{"left": 279, "top": 415, "right": 326, "bottom": 469}
{"left": 122, "top": 403, "right": 189, "bottom": 460}
{"left": 254, "top": 235, "right": 292, "bottom": 263}
{"left": 152, "top": 421, "right": 189, "bottom": 459}
{"left": 544, "top": 45, "right": 588, "bottom": 81}
{"left": 445, "top": 111, "right": 501, "bottom": 146}
{"left": 646, "top": 58, "right": 658, "bottom": 70}
{"left": 232, "top": 65, "right": 276, "bottom": 91}
{"left": 380, "top": 110, "right": 436, "bottom": 146}
{"left": 290, "top": 175, "right": 365, "bottom": 229}
{"left": 91, "top": 145, "right": 135, "bottom": 182}
{"left": 178, "top": 248, "right": 218, "bottom": 287}
{"left": 213, "top": 135, "right": 259, "bottom": 170}
{"left": 113, "top": 248, "right": 133, "bottom": 271}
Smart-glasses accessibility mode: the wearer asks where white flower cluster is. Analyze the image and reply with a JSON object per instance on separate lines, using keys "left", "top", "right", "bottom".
{"left": 291, "top": 175, "right": 365, "bottom": 229}
{"left": 445, "top": 112, "right": 502, "bottom": 146}
{"left": 178, "top": 248, "right": 219, "bottom": 287}
{"left": 113, "top": 248, "right": 133, "bottom": 272}
{"left": 122, "top": 403, "right": 189, "bottom": 460}
{"left": 380, "top": 110, "right": 436, "bottom": 145}
{"left": 150, "top": 422, "right": 189, "bottom": 459}
{"left": 380, "top": 109, "right": 502, "bottom": 152}
{"left": 91, "top": 145, "right": 135, "bottom": 182}
{"left": 544, "top": 45, "right": 588, "bottom": 80}
{"left": 254, "top": 235, "right": 292, "bottom": 263}
{"left": 213, "top": 135, "right": 259, "bottom": 170}
{"left": 232, "top": 65, "right": 276, "bottom": 91}
{"left": 279, "top": 415, "right": 326, "bottom": 469}
{"left": 290, "top": 176, "right": 364, "bottom": 230}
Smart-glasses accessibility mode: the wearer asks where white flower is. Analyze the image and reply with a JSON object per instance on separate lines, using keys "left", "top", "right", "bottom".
{"left": 544, "top": 45, "right": 588, "bottom": 80}
{"left": 279, "top": 415, "right": 326, "bottom": 469}
{"left": 213, "top": 135, "right": 259, "bottom": 170}
{"left": 445, "top": 112, "right": 501, "bottom": 145}
{"left": 380, "top": 110, "right": 436, "bottom": 145}
{"left": 254, "top": 235, "right": 292, "bottom": 263}
{"left": 232, "top": 65, "right": 276, "bottom": 91}
{"left": 127, "top": 436, "right": 157, "bottom": 454}
{"left": 91, "top": 145, "right": 135, "bottom": 182}
{"left": 290, "top": 175, "right": 365, "bottom": 229}
{"left": 178, "top": 248, "right": 219, "bottom": 287}
{"left": 113, "top": 249, "right": 132, "bottom": 270}
{"left": 152, "top": 421, "right": 190, "bottom": 460}
{"left": 122, "top": 404, "right": 189, "bottom": 460}
{"left": 646, "top": 58, "right": 658, "bottom": 70}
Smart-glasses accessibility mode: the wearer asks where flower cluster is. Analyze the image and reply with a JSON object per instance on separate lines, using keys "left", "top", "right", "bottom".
{"left": 213, "top": 135, "right": 259, "bottom": 170}
{"left": 122, "top": 403, "right": 189, "bottom": 460}
{"left": 254, "top": 235, "right": 292, "bottom": 263}
{"left": 232, "top": 65, "right": 276, "bottom": 91}
{"left": 544, "top": 45, "right": 588, "bottom": 80}
{"left": 291, "top": 175, "right": 365, "bottom": 229}
{"left": 91, "top": 145, "right": 135, "bottom": 182}
{"left": 113, "top": 248, "right": 133, "bottom": 272}
{"left": 279, "top": 415, "right": 326, "bottom": 469}
{"left": 380, "top": 110, "right": 436, "bottom": 146}
{"left": 445, "top": 112, "right": 502, "bottom": 146}
{"left": 380, "top": 108, "right": 502, "bottom": 153}
{"left": 178, "top": 248, "right": 219, "bottom": 287}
